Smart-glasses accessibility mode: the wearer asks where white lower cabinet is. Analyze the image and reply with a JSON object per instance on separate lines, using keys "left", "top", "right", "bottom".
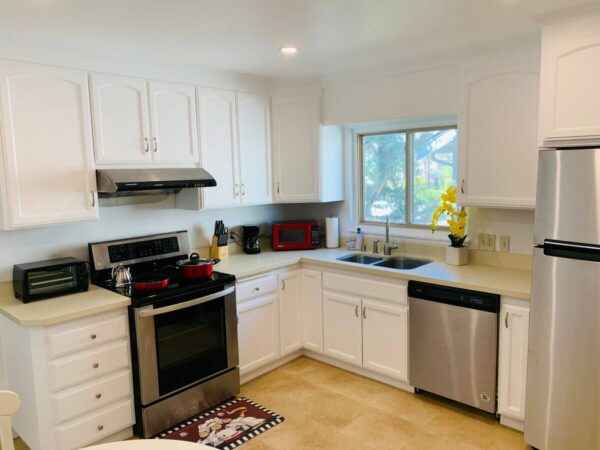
{"left": 237, "top": 293, "right": 280, "bottom": 375}
{"left": 498, "top": 297, "right": 530, "bottom": 423}
{"left": 323, "top": 290, "right": 363, "bottom": 365}
{"left": 278, "top": 269, "right": 303, "bottom": 356}
{"left": 300, "top": 269, "right": 323, "bottom": 353}
{"left": 362, "top": 298, "right": 409, "bottom": 381}
{"left": 0, "top": 309, "right": 134, "bottom": 450}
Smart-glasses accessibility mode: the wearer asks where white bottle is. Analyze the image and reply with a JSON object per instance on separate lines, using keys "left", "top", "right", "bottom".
{"left": 355, "top": 228, "right": 363, "bottom": 251}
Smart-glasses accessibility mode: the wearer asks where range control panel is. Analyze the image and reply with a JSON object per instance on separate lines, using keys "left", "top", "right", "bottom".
{"left": 108, "top": 237, "right": 180, "bottom": 263}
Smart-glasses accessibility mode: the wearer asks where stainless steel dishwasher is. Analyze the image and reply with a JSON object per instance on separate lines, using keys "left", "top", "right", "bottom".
{"left": 409, "top": 281, "right": 500, "bottom": 413}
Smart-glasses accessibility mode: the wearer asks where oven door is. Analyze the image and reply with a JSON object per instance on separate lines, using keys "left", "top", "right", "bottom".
{"left": 134, "top": 284, "right": 238, "bottom": 405}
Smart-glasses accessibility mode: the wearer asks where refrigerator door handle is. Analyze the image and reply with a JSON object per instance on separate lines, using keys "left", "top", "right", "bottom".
{"left": 543, "top": 239, "right": 600, "bottom": 262}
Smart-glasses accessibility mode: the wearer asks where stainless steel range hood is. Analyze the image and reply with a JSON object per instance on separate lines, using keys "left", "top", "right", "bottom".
{"left": 96, "top": 168, "right": 217, "bottom": 197}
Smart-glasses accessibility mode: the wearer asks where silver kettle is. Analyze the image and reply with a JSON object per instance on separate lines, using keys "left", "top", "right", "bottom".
{"left": 111, "top": 264, "right": 132, "bottom": 287}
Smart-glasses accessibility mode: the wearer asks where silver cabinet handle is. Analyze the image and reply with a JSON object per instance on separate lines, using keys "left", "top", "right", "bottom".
{"left": 254, "top": 287, "right": 260, "bottom": 292}
{"left": 153, "top": 137, "right": 158, "bottom": 152}
{"left": 276, "top": 182, "right": 280, "bottom": 194}
{"left": 281, "top": 279, "right": 286, "bottom": 291}
{"left": 505, "top": 312, "right": 509, "bottom": 328}
{"left": 461, "top": 179, "right": 465, "bottom": 194}
{"left": 93, "top": 362, "right": 99, "bottom": 369}
{"left": 144, "top": 137, "right": 149, "bottom": 153}
{"left": 234, "top": 184, "right": 239, "bottom": 197}
{"left": 90, "top": 333, "right": 97, "bottom": 340}
{"left": 95, "top": 393, "right": 102, "bottom": 399}
{"left": 241, "top": 183, "right": 246, "bottom": 196}
{"left": 355, "top": 305, "right": 359, "bottom": 317}
{"left": 91, "top": 191, "right": 95, "bottom": 207}
{"left": 97, "top": 425, "right": 104, "bottom": 431}
{"left": 363, "top": 306, "right": 367, "bottom": 319}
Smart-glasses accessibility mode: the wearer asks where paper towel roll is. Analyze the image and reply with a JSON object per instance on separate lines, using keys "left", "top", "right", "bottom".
{"left": 325, "top": 216, "right": 340, "bottom": 248}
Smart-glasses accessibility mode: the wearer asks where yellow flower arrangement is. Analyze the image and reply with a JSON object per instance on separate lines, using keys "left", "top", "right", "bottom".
{"left": 431, "top": 186, "right": 467, "bottom": 248}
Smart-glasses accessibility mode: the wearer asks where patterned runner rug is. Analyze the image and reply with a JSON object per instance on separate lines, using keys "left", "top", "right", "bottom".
{"left": 154, "top": 397, "right": 284, "bottom": 449}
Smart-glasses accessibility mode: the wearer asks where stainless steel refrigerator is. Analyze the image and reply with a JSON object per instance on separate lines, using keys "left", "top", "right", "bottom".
{"left": 525, "top": 147, "right": 600, "bottom": 450}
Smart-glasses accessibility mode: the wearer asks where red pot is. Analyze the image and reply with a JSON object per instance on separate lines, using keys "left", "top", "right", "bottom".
{"left": 176, "top": 253, "right": 220, "bottom": 279}
{"left": 131, "top": 274, "right": 170, "bottom": 292}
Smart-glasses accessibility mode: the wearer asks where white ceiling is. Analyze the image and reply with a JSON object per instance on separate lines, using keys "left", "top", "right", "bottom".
{"left": 0, "top": 0, "right": 593, "bottom": 78}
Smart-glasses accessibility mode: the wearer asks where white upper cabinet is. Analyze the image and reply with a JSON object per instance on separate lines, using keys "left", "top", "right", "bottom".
{"left": 271, "top": 94, "right": 344, "bottom": 204}
{"left": 90, "top": 73, "right": 151, "bottom": 164}
{"left": 458, "top": 61, "right": 540, "bottom": 209}
{"left": 271, "top": 96, "right": 320, "bottom": 202}
{"left": 196, "top": 87, "right": 240, "bottom": 208}
{"left": 237, "top": 92, "right": 272, "bottom": 205}
{"left": 539, "top": 14, "right": 600, "bottom": 146}
{"left": 0, "top": 61, "right": 98, "bottom": 229}
{"left": 148, "top": 81, "right": 198, "bottom": 164}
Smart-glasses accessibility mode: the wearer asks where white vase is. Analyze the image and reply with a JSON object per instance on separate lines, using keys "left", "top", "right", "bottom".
{"left": 446, "top": 246, "right": 469, "bottom": 266}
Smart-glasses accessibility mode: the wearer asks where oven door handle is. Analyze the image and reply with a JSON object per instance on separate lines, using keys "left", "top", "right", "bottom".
{"left": 137, "top": 286, "right": 235, "bottom": 318}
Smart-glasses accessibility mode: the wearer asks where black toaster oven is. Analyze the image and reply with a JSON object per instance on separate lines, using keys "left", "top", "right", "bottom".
{"left": 13, "top": 257, "right": 89, "bottom": 302}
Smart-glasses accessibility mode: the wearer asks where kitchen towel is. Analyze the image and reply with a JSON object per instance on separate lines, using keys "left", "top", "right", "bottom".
{"left": 325, "top": 216, "right": 340, "bottom": 248}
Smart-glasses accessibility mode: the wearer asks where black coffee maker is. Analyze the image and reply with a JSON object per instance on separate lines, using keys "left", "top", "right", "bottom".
{"left": 242, "top": 225, "right": 261, "bottom": 254}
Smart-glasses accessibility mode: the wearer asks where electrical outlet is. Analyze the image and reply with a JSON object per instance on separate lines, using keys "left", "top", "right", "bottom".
{"left": 478, "top": 233, "right": 496, "bottom": 251}
{"left": 499, "top": 235, "right": 510, "bottom": 252}
{"left": 489, "top": 234, "right": 496, "bottom": 252}
{"left": 478, "top": 234, "right": 488, "bottom": 250}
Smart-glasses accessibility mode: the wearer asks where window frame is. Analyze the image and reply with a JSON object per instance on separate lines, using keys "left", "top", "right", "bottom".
{"left": 358, "top": 125, "right": 457, "bottom": 231}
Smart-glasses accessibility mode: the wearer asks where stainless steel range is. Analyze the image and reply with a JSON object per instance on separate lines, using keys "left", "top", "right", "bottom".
{"left": 89, "top": 231, "right": 239, "bottom": 437}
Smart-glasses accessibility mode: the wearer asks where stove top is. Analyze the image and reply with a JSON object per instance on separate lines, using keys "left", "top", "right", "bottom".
{"left": 88, "top": 231, "right": 236, "bottom": 307}
{"left": 95, "top": 270, "right": 236, "bottom": 307}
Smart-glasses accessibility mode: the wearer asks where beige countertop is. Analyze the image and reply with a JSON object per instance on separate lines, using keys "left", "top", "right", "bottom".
{"left": 217, "top": 248, "right": 532, "bottom": 300}
{"left": 0, "top": 247, "right": 531, "bottom": 328}
{"left": 0, "top": 283, "right": 130, "bottom": 327}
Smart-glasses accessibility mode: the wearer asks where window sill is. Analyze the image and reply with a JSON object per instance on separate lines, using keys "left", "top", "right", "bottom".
{"left": 346, "top": 224, "right": 452, "bottom": 246}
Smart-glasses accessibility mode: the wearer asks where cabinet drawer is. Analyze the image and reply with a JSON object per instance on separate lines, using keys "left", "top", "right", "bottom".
{"left": 323, "top": 272, "right": 407, "bottom": 305}
{"left": 49, "top": 340, "right": 130, "bottom": 392}
{"left": 54, "top": 370, "right": 132, "bottom": 424}
{"left": 56, "top": 398, "right": 134, "bottom": 450}
{"left": 237, "top": 274, "right": 277, "bottom": 302}
{"left": 47, "top": 311, "right": 128, "bottom": 358}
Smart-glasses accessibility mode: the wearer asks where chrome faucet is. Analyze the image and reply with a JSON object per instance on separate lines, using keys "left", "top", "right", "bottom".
{"left": 372, "top": 239, "right": 380, "bottom": 255}
{"left": 384, "top": 215, "right": 398, "bottom": 256}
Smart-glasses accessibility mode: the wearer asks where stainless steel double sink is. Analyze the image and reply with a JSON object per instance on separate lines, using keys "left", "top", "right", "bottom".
{"left": 337, "top": 253, "right": 432, "bottom": 270}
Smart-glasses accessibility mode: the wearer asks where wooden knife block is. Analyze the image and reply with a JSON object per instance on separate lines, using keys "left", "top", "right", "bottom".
{"left": 210, "top": 236, "right": 229, "bottom": 260}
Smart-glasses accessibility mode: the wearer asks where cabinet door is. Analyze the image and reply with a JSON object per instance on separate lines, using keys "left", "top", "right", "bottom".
{"left": 498, "top": 299, "right": 530, "bottom": 421}
{"left": 540, "top": 16, "right": 600, "bottom": 145}
{"left": 90, "top": 73, "right": 151, "bottom": 164}
{"left": 458, "top": 62, "right": 539, "bottom": 209}
{"left": 197, "top": 87, "right": 240, "bottom": 208}
{"left": 0, "top": 62, "right": 98, "bottom": 229}
{"left": 362, "top": 298, "right": 408, "bottom": 381}
{"left": 237, "top": 92, "right": 272, "bottom": 205}
{"left": 301, "top": 269, "right": 323, "bottom": 353}
{"left": 271, "top": 96, "right": 320, "bottom": 203}
{"left": 148, "top": 81, "right": 198, "bottom": 164}
{"left": 237, "top": 294, "right": 280, "bottom": 375}
{"left": 322, "top": 290, "right": 362, "bottom": 365}
{"left": 278, "top": 270, "right": 302, "bottom": 356}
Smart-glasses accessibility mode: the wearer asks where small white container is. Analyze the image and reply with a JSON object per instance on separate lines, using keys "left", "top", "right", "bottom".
{"left": 446, "top": 246, "right": 469, "bottom": 266}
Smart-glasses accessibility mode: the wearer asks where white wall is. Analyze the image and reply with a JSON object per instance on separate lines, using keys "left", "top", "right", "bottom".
{"left": 0, "top": 197, "right": 343, "bottom": 282}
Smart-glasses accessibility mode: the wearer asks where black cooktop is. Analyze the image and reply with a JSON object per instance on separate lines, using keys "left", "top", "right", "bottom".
{"left": 96, "top": 270, "right": 236, "bottom": 307}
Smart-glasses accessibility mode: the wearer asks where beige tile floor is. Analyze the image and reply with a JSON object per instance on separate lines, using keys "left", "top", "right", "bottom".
{"left": 9, "top": 356, "right": 530, "bottom": 450}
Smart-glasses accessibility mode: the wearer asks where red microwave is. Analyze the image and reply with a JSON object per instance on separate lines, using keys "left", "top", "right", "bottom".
{"left": 272, "top": 220, "right": 320, "bottom": 251}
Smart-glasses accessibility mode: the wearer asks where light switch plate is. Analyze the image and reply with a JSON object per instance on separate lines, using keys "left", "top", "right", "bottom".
{"left": 478, "top": 234, "right": 488, "bottom": 250}
{"left": 500, "top": 235, "right": 510, "bottom": 252}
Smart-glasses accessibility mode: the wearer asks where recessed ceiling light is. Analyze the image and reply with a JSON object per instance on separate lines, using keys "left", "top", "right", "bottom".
{"left": 280, "top": 46, "right": 298, "bottom": 55}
